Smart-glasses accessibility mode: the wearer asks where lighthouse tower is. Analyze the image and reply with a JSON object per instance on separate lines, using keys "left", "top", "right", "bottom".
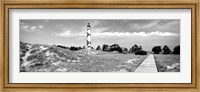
{"left": 87, "top": 23, "right": 92, "bottom": 49}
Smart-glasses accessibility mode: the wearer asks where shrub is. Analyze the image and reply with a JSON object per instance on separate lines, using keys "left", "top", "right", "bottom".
{"left": 30, "top": 49, "right": 39, "bottom": 54}
{"left": 20, "top": 42, "right": 29, "bottom": 57}
{"left": 135, "top": 51, "right": 147, "bottom": 55}
{"left": 122, "top": 48, "right": 128, "bottom": 54}
{"left": 96, "top": 45, "right": 101, "bottom": 50}
{"left": 82, "top": 46, "right": 86, "bottom": 49}
{"left": 30, "top": 44, "right": 40, "bottom": 49}
{"left": 57, "top": 45, "right": 69, "bottom": 49}
{"left": 49, "top": 46, "right": 78, "bottom": 60}
{"left": 152, "top": 46, "right": 162, "bottom": 54}
{"left": 102, "top": 44, "right": 109, "bottom": 51}
{"left": 27, "top": 52, "right": 45, "bottom": 61}
{"left": 173, "top": 45, "right": 180, "bottom": 54}
{"left": 109, "top": 44, "right": 123, "bottom": 53}
{"left": 70, "top": 46, "right": 82, "bottom": 51}
{"left": 138, "top": 46, "right": 142, "bottom": 51}
{"left": 20, "top": 66, "right": 26, "bottom": 72}
{"left": 162, "top": 45, "right": 171, "bottom": 54}
{"left": 129, "top": 44, "right": 139, "bottom": 53}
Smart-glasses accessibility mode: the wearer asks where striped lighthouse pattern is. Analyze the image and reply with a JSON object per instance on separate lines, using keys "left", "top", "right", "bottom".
{"left": 87, "top": 23, "right": 92, "bottom": 49}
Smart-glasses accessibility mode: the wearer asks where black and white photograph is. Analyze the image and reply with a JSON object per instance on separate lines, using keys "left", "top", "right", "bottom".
{"left": 20, "top": 19, "right": 180, "bottom": 72}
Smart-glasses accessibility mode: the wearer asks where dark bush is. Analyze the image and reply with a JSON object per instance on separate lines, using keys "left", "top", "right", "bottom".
{"left": 162, "top": 45, "right": 171, "bottom": 54}
{"left": 69, "top": 46, "right": 82, "bottom": 51}
{"left": 102, "top": 44, "right": 109, "bottom": 51}
{"left": 122, "top": 48, "right": 128, "bottom": 54}
{"left": 152, "top": 46, "right": 162, "bottom": 54}
{"left": 91, "top": 47, "right": 94, "bottom": 49}
{"left": 129, "top": 44, "right": 139, "bottom": 53}
{"left": 57, "top": 45, "right": 69, "bottom": 49}
{"left": 138, "top": 46, "right": 142, "bottom": 51}
{"left": 135, "top": 50, "right": 147, "bottom": 55}
{"left": 82, "top": 46, "right": 86, "bottom": 49}
{"left": 109, "top": 44, "right": 123, "bottom": 53}
{"left": 96, "top": 45, "right": 101, "bottom": 50}
{"left": 173, "top": 45, "right": 180, "bottom": 54}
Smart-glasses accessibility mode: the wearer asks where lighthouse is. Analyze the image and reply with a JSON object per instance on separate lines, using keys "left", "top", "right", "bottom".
{"left": 87, "top": 23, "right": 92, "bottom": 49}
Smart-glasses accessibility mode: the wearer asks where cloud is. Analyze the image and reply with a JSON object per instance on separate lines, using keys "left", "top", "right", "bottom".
{"left": 38, "top": 25, "right": 43, "bottom": 29}
{"left": 22, "top": 25, "right": 29, "bottom": 29}
{"left": 30, "top": 26, "right": 37, "bottom": 30}
{"left": 92, "top": 31, "right": 178, "bottom": 37}
{"left": 55, "top": 31, "right": 178, "bottom": 37}
{"left": 133, "top": 31, "right": 178, "bottom": 37}
{"left": 56, "top": 31, "right": 72, "bottom": 37}
{"left": 20, "top": 25, "right": 44, "bottom": 32}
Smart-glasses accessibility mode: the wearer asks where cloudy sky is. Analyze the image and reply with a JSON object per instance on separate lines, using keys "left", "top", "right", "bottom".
{"left": 20, "top": 19, "right": 180, "bottom": 51}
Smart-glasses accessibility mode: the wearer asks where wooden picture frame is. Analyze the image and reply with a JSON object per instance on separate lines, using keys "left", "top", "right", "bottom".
{"left": 0, "top": 0, "right": 199, "bottom": 92}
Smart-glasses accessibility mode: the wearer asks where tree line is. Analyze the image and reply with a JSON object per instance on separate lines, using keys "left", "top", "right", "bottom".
{"left": 96, "top": 44, "right": 147, "bottom": 55}
{"left": 56, "top": 44, "right": 180, "bottom": 55}
{"left": 152, "top": 45, "right": 180, "bottom": 54}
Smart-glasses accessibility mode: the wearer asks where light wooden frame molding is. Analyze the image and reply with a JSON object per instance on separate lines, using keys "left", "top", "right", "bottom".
{"left": 0, "top": 0, "right": 199, "bottom": 92}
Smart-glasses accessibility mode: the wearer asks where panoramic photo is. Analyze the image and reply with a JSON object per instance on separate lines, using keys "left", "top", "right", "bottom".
{"left": 20, "top": 19, "right": 180, "bottom": 72}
